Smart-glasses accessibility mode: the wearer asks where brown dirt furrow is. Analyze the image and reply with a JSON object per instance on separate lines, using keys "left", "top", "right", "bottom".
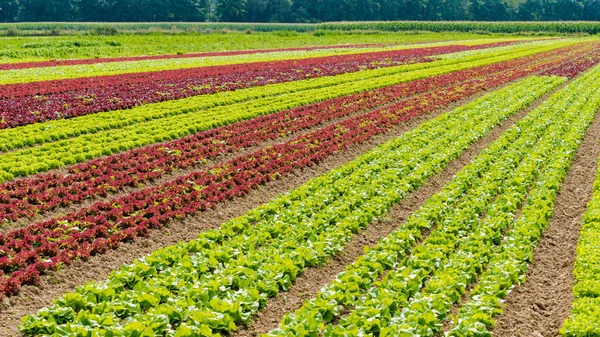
{"left": 233, "top": 77, "right": 558, "bottom": 337}
{"left": 0, "top": 75, "right": 518, "bottom": 337}
{"left": 492, "top": 108, "right": 600, "bottom": 337}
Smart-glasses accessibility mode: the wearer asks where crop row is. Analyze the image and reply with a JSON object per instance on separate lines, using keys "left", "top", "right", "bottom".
{"left": 0, "top": 42, "right": 590, "bottom": 223}
{"left": 0, "top": 43, "right": 384, "bottom": 71}
{"left": 18, "top": 75, "right": 562, "bottom": 336}
{"left": 560, "top": 79, "right": 600, "bottom": 337}
{"left": 375, "top": 68, "right": 598, "bottom": 337}
{"left": 0, "top": 60, "right": 543, "bottom": 296}
{"left": 0, "top": 43, "right": 499, "bottom": 129}
{"left": 0, "top": 41, "right": 517, "bottom": 99}
{"left": 319, "top": 21, "right": 600, "bottom": 34}
{"left": 0, "top": 50, "right": 569, "bottom": 300}
{"left": 0, "top": 44, "right": 390, "bottom": 85}
{"left": 443, "top": 66, "right": 600, "bottom": 337}
{"left": 267, "top": 62, "right": 600, "bottom": 337}
{"left": 0, "top": 38, "right": 518, "bottom": 85}
{"left": 0, "top": 47, "right": 434, "bottom": 99}
{"left": 0, "top": 39, "right": 564, "bottom": 154}
{"left": 541, "top": 47, "right": 600, "bottom": 78}
{"left": 0, "top": 40, "right": 576, "bottom": 183}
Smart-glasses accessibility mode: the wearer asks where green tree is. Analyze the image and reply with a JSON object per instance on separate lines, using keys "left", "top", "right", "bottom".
{"left": 314, "top": 0, "right": 344, "bottom": 21}
{"left": 78, "top": 0, "right": 118, "bottom": 21}
{"left": 582, "top": 0, "right": 600, "bottom": 20}
{"left": 268, "top": 0, "right": 292, "bottom": 21}
{"left": 0, "top": 0, "right": 19, "bottom": 22}
{"left": 217, "top": 0, "right": 246, "bottom": 21}
{"left": 20, "top": 0, "right": 74, "bottom": 21}
{"left": 553, "top": 0, "right": 584, "bottom": 19}
{"left": 518, "top": 0, "right": 545, "bottom": 20}
{"left": 471, "top": 0, "right": 511, "bottom": 20}
{"left": 246, "top": 0, "right": 268, "bottom": 21}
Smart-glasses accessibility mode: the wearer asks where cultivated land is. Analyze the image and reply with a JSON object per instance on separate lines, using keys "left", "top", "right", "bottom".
{"left": 1, "top": 29, "right": 600, "bottom": 337}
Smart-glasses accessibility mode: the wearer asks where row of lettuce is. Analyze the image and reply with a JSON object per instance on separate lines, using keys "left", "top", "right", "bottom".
{"left": 0, "top": 42, "right": 592, "bottom": 225}
{"left": 2, "top": 41, "right": 516, "bottom": 99}
{"left": 0, "top": 43, "right": 387, "bottom": 71}
{"left": 0, "top": 38, "right": 520, "bottom": 85}
{"left": 18, "top": 68, "right": 571, "bottom": 336}
{"left": 0, "top": 40, "right": 556, "bottom": 148}
{"left": 0, "top": 40, "right": 579, "bottom": 184}
{"left": 0, "top": 42, "right": 516, "bottom": 129}
{"left": 0, "top": 44, "right": 405, "bottom": 85}
{"left": 561, "top": 75, "right": 600, "bottom": 335}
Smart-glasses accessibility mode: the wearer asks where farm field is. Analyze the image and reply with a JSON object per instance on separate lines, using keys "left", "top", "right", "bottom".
{"left": 1, "top": 30, "right": 600, "bottom": 337}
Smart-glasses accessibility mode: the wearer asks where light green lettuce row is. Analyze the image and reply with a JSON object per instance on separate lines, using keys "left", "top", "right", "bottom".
{"left": 560, "top": 81, "right": 600, "bottom": 337}
{"left": 270, "top": 63, "right": 600, "bottom": 337}
{"left": 19, "top": 75, "right": 561, "bottom": 337}
{"left": 385, "top": 94, "right": 593, "bottom": 337}
{"left": 0, "top": 37, "right": 529, "bottom": 85}
{"left": 0, "top": 40, "right": 574, "bottom": 183}
{"left": 264, "top": 73, "right": 576, "bottom": 337}
{"left": 1, "top": 38, "right": 566, "bottom": 153}
{"left": 562, "top": 298, "right": 600, "bottom": 336}
{"left": 422, "top": 65, "right": 600, "bottom": 337}
{"left": 338, "top": 98, "right": 569, "bottom": 337}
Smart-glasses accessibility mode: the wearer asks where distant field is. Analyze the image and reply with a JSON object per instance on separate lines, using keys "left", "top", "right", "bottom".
{"left": 2, "top": 20, "right": 600, "bottom": 36}
{"left": 0, "top": 31, "right": 525, "bottom": 62}
{"left": 0, "top": 31, "right": 599, "bottom": 337}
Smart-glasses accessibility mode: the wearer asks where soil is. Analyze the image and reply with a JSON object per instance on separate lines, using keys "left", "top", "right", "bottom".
{"left": 491, "top": 107, "right": 600, "bottom": 337}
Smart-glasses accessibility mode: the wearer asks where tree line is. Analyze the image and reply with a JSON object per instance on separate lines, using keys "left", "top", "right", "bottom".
{"left": 0, "top": 0, "right": 598, "bottom": 23}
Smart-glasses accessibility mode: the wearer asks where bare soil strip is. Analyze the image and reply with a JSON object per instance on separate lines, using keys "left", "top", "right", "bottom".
{"left": 491, "top": 111, "right": 600, "bottom": 337}
{"left": 232, "top": 79, "right": 566, "bottom": 337}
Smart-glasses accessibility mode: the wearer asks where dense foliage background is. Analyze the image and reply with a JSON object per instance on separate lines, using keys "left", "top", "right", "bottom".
{"left": 0, "top": 0, "right": 598, "bottom": 23}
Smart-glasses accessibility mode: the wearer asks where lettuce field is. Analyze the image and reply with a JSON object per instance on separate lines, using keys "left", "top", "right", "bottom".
{"left": 1, "top": 33, "right": 600, "bottom": 337}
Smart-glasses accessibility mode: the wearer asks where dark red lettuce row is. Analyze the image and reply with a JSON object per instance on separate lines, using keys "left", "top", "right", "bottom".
{"left": 0, "top": 50, "right": 590, "bottom": 297}
{"left": 0, "top": 42, "right": 519, "bottom": 129}
{"left": 0, "top": 43, "right": 388, "bottom": 71}
{"left": 0, "top": 42, "right": 594, "bottom": 224}
{"left": 541, "top": 45, "right": 600, "bottom": 78}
